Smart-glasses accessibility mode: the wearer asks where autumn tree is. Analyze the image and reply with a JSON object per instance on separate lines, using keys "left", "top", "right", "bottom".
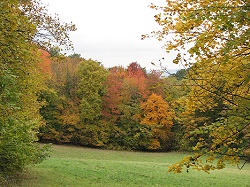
{"left": 22, "top": 1, "right": 76, "bottom": 50}
{"left": 50, "top": 54, "right": 82, "bottom": 99}
{"left": 101, "top": 63, "right": 157, "bottom": 150}
{"left": 102, "top": 66, "right": 128, "bottom": 123}
{"left": 38, "top": 49, "right": 52, "bottom": 75}
{"left": 38, "top": 88, "right": 64, "bottom": 143}
{"left": 0, "top": 0, "right": 75, "bottom": 182}
{"left": 77, "top": 59, "right": 109, "bottom": 147}
{"left": 162, "top": 70, "right": 191, "bottom": 150}
{"left": 118, "top": 62, "right": 149, "bottom": 123}
{"left": 145, "top": 0, "right": 250, "bottom": 172}
{"left": 38, "top": 54, "right": 83, "bottom": 144}
{"left": 102, "top": 63, "right": 148, "bottom": 126}
{"left": 78, "top": 59, "right": 108, "bottom": 123}
{"left": 139, "top": 94, "right": 174, "bottom": 150}
{"left": 128, "top": 62, "right": 149, "bottom": 99}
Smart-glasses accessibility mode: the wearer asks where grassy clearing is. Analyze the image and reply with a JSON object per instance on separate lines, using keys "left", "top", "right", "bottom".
{"left": 16, "top": 145, "right": 250, "bottom": 187}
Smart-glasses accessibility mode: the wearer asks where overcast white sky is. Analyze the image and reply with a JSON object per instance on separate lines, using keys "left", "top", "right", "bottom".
{"left": 41, "top": 0, "right": 181, "bottom": 70}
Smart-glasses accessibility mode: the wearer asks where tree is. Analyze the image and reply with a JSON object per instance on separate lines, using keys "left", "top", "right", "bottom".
{"left": 77, "top": 59, "right": 109, "bottom": 147}
{"left": 102, "top": 63, "right": 155, "bottom": 150}
{"left": 0, "top": 0, "right": 75, "bottom": 182}
{"left": 162, "top": 70, "right": 191, "bottom": 150}
{"left": 22, "top": 1, "right": 76, "bottom": 50}
{"left": 38, "top": 49, "right": 52, "bottom": 75}
{"left": 50, "top": 55, "right": 82, "bottom": 99}
{"left": 0, "top": 0, "right": 44, "bottom": 181}
{"left": 118, "top": 62, "right": 149, "bottom": 124}
{"left": 145, "top": 0, "right": 250, "bottom": 172}
{"left": 139, "top": 93, "right": 174, "bottom": 150}
{"left": 102, "top": 66, "right": 128, "bottom": 123}
{"left": 77, "top": 59, "right": 108, "bottom": 123}
{"left": 127, "top": 62, "right": 149, "bottom": 99}
{"left": 38, "top": 88, "right": 64, "bottom": 143}
{"left": 146, "top": 70, "right": 165, "bottom": 97}
{"left": 39, "top": 54, "right": 85, "bottom": 145}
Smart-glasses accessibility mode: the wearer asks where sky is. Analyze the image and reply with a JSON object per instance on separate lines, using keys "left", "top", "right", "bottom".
{"left": 41, "top": 0, "right": 181, "bottom": 70}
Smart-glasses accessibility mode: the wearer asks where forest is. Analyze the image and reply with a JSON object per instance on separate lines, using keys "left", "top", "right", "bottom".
{"left": 0, "top": 0, "right": 249, "bottom": 185}
{"left": 38, "top": 50, "right": 183, "bottom": 151}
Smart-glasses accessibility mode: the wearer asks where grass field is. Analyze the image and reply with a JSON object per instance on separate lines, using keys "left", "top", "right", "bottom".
{"left": 16, "top": 144, "right": 250, "bottom": 187}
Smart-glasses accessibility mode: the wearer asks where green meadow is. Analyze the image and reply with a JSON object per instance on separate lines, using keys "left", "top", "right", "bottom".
{"left": 17, "top": 145, "right": 250, "bottom": 187}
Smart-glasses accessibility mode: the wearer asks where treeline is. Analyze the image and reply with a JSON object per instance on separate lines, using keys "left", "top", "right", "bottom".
{"left": 1, "top": 1, "right": 248, "bottom": 181}
{"left": 38, "top": 50, "right": 188, "bottom": 151}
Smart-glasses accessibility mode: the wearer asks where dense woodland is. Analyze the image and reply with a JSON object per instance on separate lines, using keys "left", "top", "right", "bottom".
{"left": 0, "top": 0, "right": 249, "bottom": 185}
{"left": 38, "top": 50, "right": 184, "bottom": 151}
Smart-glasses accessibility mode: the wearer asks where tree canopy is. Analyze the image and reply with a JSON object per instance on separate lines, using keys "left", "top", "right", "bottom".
{"left": 144, "top": 0, "right": 250, "bottom": 172}
{"left": 0, "top": 0, "right": 76, "bottom": 183}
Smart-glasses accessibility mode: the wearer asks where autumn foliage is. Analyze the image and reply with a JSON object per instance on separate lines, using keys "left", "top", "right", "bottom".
{"left": 36, "top": 0, "right": 249, "bottom": 174}
{"left": 1, "top": 0, "right": 248, "bottom": 182}
{"left": 147, "top": 0, "right": 250, "bottom": 173}
{"left": 0, "top": 0, "right": 75, "bottom": 182}
{"left": 38, "top": 58, "right": 176, "bottom": 151}
{"left": 38, "top": 49, "right": 52, "bottom": 74}
{"left": 140, "top": 93, "right": 174, "bottom": 150}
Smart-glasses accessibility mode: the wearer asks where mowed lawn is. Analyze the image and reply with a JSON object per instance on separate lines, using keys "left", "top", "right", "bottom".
{"left": 17, "top": 145, "right": 250, "bottom": 187}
